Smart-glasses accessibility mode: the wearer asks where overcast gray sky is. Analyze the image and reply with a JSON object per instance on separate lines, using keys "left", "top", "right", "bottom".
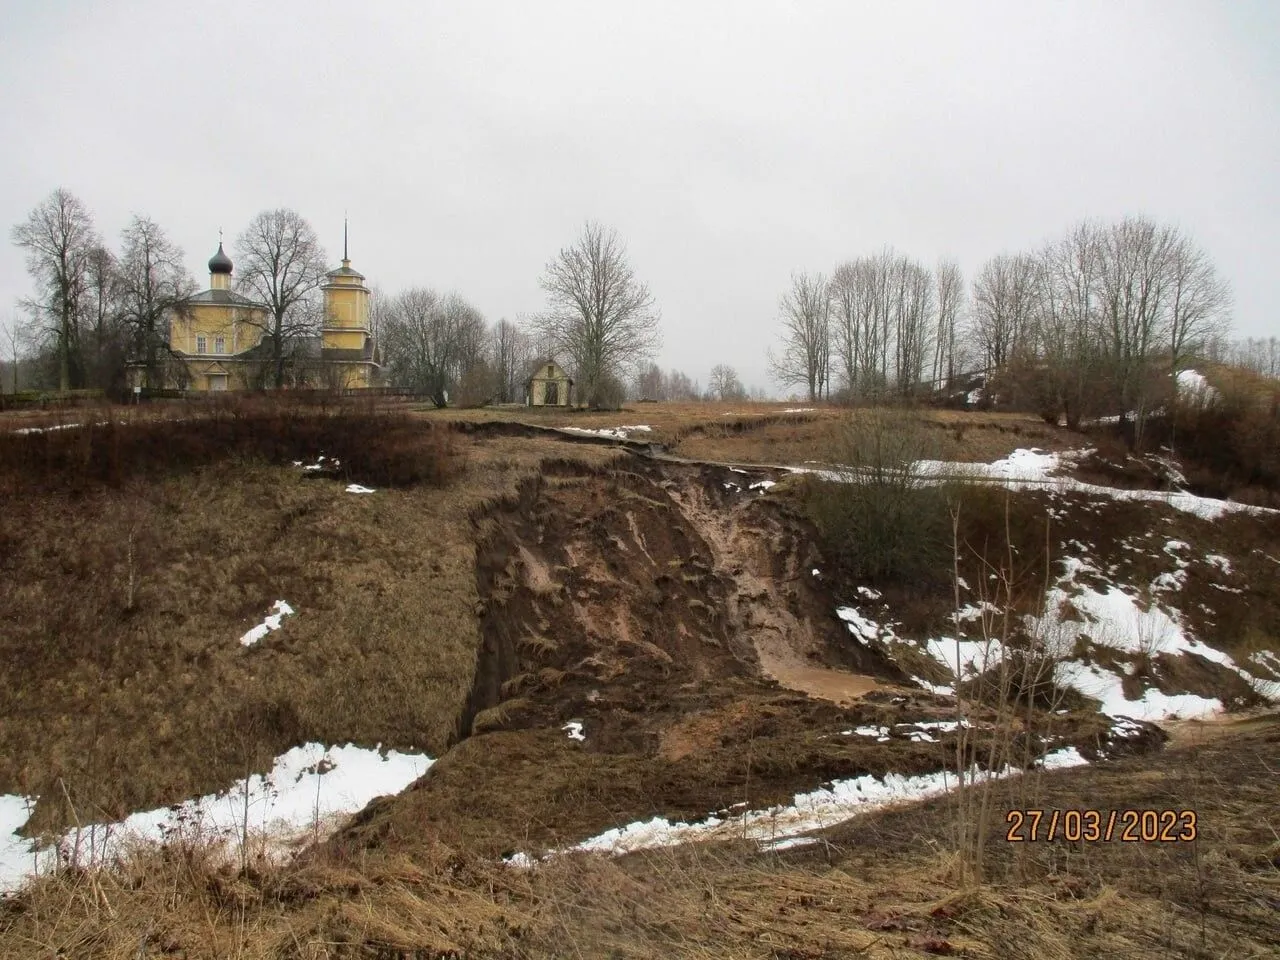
{"left": 2, "top": 0, "right": 1276, "bottom": 393}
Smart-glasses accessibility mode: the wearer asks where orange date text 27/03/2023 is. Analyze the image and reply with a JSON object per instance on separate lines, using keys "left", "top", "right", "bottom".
{"left": 1005, "top": 809, "right": 1198, "bottom": 843}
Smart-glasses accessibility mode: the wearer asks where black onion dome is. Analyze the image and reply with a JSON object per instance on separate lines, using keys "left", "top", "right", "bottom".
{"left": 208, "top": 242, "right": 233, "bottom": 275}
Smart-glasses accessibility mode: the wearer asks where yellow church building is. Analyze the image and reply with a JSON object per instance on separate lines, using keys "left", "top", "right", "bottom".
{"left": 317, "top": 228, "right": 380, "bottom": 389}
{"left": 158, "top": 227, "right": 380, "bottom": 391}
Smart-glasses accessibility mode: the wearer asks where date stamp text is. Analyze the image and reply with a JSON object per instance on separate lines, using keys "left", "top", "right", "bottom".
{"left": 1005, "top": 809, "right": 1197, "bottom": 843}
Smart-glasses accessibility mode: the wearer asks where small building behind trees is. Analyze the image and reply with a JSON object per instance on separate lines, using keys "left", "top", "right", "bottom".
{"left": 526, "top": 360, "right": 573, "bottom": 407}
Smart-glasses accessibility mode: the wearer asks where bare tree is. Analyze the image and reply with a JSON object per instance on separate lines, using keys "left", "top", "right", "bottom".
{"left": 933, "top": 259, "right": 963, "bottom": 388}
{"left": 667, "top": 368, "right": 698, "bottom": 401}
{"left": 631, "top": 361, "right": 666, "bottom": 401}
{"left": 829, "top": 261, "right": 862, "bottom": 398}
{"left": 1095, "top": 217, "right": 1178, "bottom": 445}
{"left": 1165, "top": 232, "right": 1231, "bottom": 392}
{"left": 490, "top": 317, "right": 534, "bottom": 404}
{"left": 1, "top": 313, "right": 21, "bottom": 393}
{"left": 1227, "top": 337, "right": 1280, "bottom": 379}
{"left": 382, "top": 289, "right": 487, "bottom": 407}
{"left": 367, "top": 283, "right": 390, "bottom": 344}
{"left": 83, "top": 246, "right": 127, "bottom": 390}
{"left": 970, "top": 253, "right": 1039, "bottom": 371}
{"left": 769, "top": 271, "right": 830, "bottom": 402}
{"left": 234, "top": 209, "right": 329, "bottom": 389}
{"left": 893, "top": 258, "right": 934, "bottom": 396}
{"left": 534, "top": 221, "right": 661, "bottom": 408}
{"left": 11, "top": 189, "right": 99, "bottom": 390}
{"left": 708, "top": 363, "right": 745, "bottom": 401}
{"left": 118, "top": 216, "right": 194, "bottom": 390}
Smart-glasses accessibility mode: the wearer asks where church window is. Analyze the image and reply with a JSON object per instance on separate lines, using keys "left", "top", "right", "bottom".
{"left": 215, "top": 336, "right": 226, "bottom": 354}
{"left": 196, "top": 335, "right": 207, "bottom": 354}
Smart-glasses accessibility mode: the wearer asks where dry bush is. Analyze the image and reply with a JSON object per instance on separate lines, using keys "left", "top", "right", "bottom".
{"left": 1156, "top": 369, "right": 1280, "bottom": 504}
{"left": 0, "top": 395, "right": 464, "bottom": 498}
{"left": 798, "top": 408, "right": 953, "bottom": 584}
{"left": 589, "top": 371, "right": 628, "bottom": 411}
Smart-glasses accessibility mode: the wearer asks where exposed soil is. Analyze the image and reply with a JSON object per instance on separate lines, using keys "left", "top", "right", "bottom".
{"left": 664, "top": 467, "right": 900, "bottom": 702}
{"left": 334, "top": 459, "right": 1132, "bottom": 860}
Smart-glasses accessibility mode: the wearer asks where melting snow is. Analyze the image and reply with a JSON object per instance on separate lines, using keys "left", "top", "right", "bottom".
{"left": 912, "top": 676, "right": 956, "bottom": 696}
{"left": 795, "top": 447, "right": 1276, "bottom": 521}
{"left": 0, "top": 744, "right": 432, "bottom": 893}
{"left": 749, "top": 480, "right": 776, "bottom": 491}
{"left": 835, "top": 606, "right": 887, "bottom": 643}
{"left": 562, "top": 721, "right": 585, "bottom": 742}
{"left": 924, "top": 637, "right": 1006, "bottom": 679}
{"left": 560, "top": 425, "right": 651, "bottom": 440}
{"left": 1177, "top": 369, "right": 1218, "bottom": 405}
{"left": 1054, "top": 661, "right": 1221, "bottom": 721}
{"left": 847, "top": 725, "right": 890, "bottom": 741}
{"left": 761, "top": 835, "right": 819, "bottom": 851}
{"left": 239, "top": 600, "right": 295, "bottom": 647}
{"left": 346, "top": 484, "right": 376, "bottom": 494}
{"left": 13, "top": 422, "right": 83, "bottom": 435}
{"left": 1204, "top": 554, "right": 1231, "bottom": 574}
{"left": 505, "top": 747, "right": 1088, "bottom": 864}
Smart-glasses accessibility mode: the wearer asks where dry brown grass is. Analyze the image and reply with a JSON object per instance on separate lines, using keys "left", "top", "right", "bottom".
{"left": 402, "top": 400, "right": 1080, "bottom": 467}
{"left": 3, "top": 714, "right": 1275, "bottom": 958}
{"left": 0, "top": 420, "right": 625, "bottom": 837}
{"left": 667, "top": 407, "right": 1078, "bottom": 467}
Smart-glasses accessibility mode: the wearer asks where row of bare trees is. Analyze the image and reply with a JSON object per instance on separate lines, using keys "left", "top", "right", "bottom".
{"left": 770, "top": 217, "right": 1232, "bottom": 442}
{"left": 1208, "top": 336, "right": 1280, "bottom": 380}
{"left": 9, "top": 196, "right": 665, "bottom": 409}
{"left": 770, "top": 253, "right": 966, "bottom": 404}
{"left": 377, "top": 290, "right": 530, "bottom": 407}
{"left": 10, "top": 190, "right": 194, "bottom": 392}
{"left": 988, "top": 219, "right": 1230, "bottom": 443}
{"left": 627, "top": 361, "right": 767, "bottom": 402}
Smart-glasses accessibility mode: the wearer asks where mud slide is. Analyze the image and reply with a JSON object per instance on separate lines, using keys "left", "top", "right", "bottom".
{"left": 660, "top": 469, "right": 892, "bottom": 703}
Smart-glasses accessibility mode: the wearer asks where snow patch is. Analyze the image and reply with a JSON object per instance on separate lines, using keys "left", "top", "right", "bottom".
{"left": 345, "top": 484, "right": 376, "bottom": 494}
{"left": 506, "top": 748, "right": 1088, "bottom": 864}
{"left": 1054, "top": 661, "right": 1221, "bottom": 721}
{"left": 562, "top": 721, "right": 585, "bottom": 742}
{"left": 835, "top": 606, "right": 892, "bottom": 644}
{"left": 560, "top": 425, "right": 651, "bottom": 440}
{"left": 239, "top": 600, "right": 295, "bottom": 647}
{"left": 0, "top": 744, "right": 432, "bottom": 893}
{"left": 1204, "top": 554, "right": 1231, "bottom": 574}
{"left": 792, "top": 446, "right": 1277, "bottom": 521}
{"left": 13, "top": 422, "right": 83, "bottom": 435}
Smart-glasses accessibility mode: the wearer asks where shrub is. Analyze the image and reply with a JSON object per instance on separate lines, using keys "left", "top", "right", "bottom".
{"left": 1148, "top": 369, "right": 1280, "bottom": 502}
{"left": 0, "top": 397, "right": 465, "bottom": 497}
{"left": 799, "top": 408, "right": 953, "bottom": 584}
{"left": 589, "top": 373, "right": 627, "bottom": 411}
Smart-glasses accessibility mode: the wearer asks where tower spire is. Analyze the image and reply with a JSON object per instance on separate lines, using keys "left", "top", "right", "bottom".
{"left": 343, "top": 214, "right": 348, "bottom": 263}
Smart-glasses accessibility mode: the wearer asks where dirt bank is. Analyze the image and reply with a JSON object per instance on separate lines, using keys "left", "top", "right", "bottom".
{"left": 334, "top": 459, "right": 1121, "bottom": 859}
